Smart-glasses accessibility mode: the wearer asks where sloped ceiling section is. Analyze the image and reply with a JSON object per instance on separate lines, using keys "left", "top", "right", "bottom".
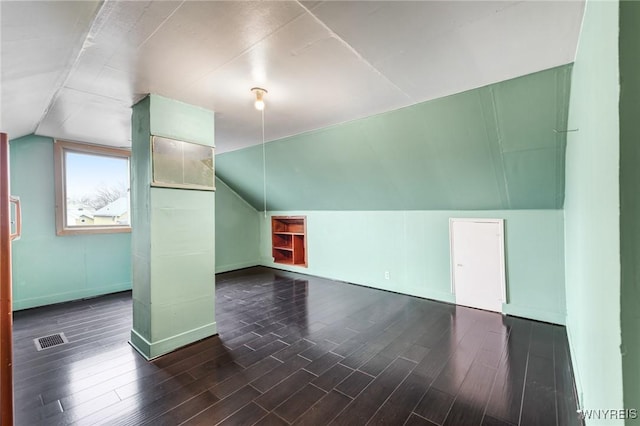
{"left": 2, "top": 1, "right": 583, "bottom": 152}
{"left": 216, "top": 65, "right": 572, "bottom": 211}
{"left": 0, "top": 1, "right": 102, "bottom": 138}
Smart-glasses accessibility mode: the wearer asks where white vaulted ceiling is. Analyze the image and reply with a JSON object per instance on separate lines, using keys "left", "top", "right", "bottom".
{"left": 1, "top": 1, "right": 585, "bottom": 153}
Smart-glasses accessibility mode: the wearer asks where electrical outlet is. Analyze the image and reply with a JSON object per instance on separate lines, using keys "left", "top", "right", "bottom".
{"left": 384, "top": 271, "right": 390, "bottom": 280}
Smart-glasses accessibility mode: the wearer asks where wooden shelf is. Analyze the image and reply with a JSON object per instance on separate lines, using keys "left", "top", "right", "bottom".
{"left": 272, "top": 216, "right": 307, "bottom": 267}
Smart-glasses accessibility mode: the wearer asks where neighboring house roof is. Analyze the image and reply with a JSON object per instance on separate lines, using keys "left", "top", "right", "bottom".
{"left": 67, "top": 206, "right": 95, "bottom": 224}
{"left": 94, "top": 197, "right": 129, "bottom": 217}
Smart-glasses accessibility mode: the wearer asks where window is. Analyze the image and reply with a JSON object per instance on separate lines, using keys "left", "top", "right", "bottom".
{"left": 151, "top": 136, "right": 215, "bottom": 191}
{"left": 54, "top": 140, "right": 131, "bottom": 235}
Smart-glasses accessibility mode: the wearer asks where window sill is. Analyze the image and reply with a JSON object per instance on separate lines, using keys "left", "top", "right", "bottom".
{"left": 56, "top": 226, "right": 131, "bottom": 236}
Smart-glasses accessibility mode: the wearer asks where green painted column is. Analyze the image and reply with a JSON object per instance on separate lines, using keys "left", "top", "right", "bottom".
{"left": 130, "top": 95, "right": 216, "bottom": 359}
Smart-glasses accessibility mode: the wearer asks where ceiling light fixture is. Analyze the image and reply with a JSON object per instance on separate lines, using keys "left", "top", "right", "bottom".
{"left": 251, "top": 87, "right": 267, "bottom": 111}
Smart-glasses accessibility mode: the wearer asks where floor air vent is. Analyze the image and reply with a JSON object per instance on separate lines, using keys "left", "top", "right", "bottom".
{"left": 34, "top": 333, "right": 68, "bottom": 351}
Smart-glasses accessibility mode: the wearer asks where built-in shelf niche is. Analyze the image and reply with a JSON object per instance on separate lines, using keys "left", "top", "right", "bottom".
{"left": 271, "top": 216, "right": 307, "bottom": 267}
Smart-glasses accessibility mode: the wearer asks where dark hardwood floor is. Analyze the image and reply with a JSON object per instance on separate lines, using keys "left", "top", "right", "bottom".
{"left": 12, "top": 267, "right": 581, "bottom": 425}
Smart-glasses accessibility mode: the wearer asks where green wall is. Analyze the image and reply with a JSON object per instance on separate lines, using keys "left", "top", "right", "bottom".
{"left": 619, "top": 0, "right": 640, "bottom": 421}
{"left": 565, "top": 0, "right": 624, "bottom": 421}
{"left": 217, "top": 65, "right": 572, "bottom": 327}
{"left": 9, "top": 134, "right": 131, "bottom": 310}
{"left": 259, "top": 210, "right": 566, "bottom": 324}
{"left": 8, "top": 124, "right": 254, "bottom": 317}
{"left": 217, "top": 65, "right": 571, "bottom": 212}
{"left": 215, "top": 177, "right": 260, "bottom": 273}
{"left": 130, "top": 95, "right": 216, "bottom": 359}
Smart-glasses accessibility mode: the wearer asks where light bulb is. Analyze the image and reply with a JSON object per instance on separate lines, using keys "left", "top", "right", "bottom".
{"left": 251, "top": 87, "right": 267, "bottom": 111}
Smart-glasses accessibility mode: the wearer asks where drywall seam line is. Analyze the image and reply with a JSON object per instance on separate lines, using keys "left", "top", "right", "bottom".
{"left": 478, "top": 89, "right": 509, "bottom": 208}
{"left": 181, "top": 4, "right": 310, "bottom": 93}
{"left": 360, "top": 122, "right": 403, "bottom": 201}
{"left": 295, "top": 1, "right": 412, "bottom": 102}
{"left": 137, "top": 1, "right": 185, "bottom": 48}
{"left": 34, "top": 0, "right": 109, "bottom": 136}
{"left": 488, "top": 87, "right": 512, "bottom": 208}
{"left": 35, "top": 0, "right": 180, "bottom": 132}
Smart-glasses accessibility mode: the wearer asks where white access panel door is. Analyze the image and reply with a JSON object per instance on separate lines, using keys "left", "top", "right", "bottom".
{"left": 450, "top": 219, "right": 506, "bottom": 313}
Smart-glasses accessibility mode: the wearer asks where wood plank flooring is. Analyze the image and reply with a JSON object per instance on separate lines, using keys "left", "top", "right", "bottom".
{"left": 12, "top": 266, "right": 582, "bottom": 425}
